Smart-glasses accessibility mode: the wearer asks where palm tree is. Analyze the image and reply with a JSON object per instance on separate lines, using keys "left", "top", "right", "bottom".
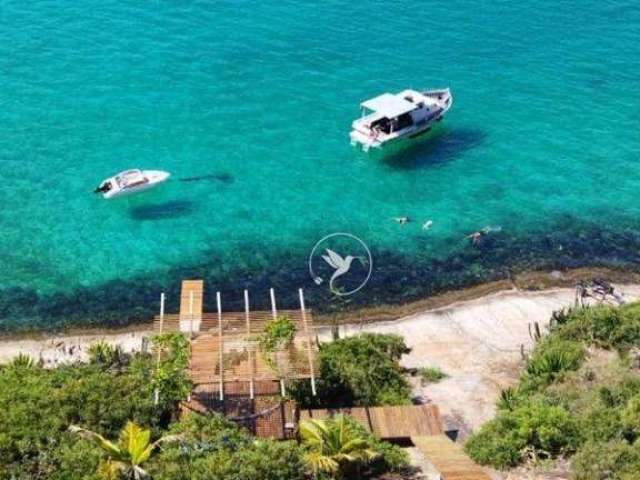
{"left": 299, "top": 415, "right": 377, "bottom": 479}
{"left": 69, "top": 421, "right": 179, "bottom": 480}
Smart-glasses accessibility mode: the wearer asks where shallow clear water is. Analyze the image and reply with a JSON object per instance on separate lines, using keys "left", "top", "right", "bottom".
{"left": 1, "top": 0, "right": 640, "bottom": 329}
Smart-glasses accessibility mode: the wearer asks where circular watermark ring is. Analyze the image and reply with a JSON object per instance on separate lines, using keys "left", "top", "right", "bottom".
{"left": 308, "top": 232, "right": 373, "bottom": 296}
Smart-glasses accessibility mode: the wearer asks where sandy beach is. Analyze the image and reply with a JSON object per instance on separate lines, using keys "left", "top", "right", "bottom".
{"left": 0, "top": 327, "right": 153, "bottom": 366}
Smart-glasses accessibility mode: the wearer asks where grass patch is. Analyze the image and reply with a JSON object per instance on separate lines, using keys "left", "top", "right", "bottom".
{"left": 418, "top": 366, "right": 447, "bottom": 385}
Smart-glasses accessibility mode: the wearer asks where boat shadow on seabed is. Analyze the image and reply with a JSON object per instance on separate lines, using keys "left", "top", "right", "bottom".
{"left": 129, "top": 200, "right": 196, "bottom": 221}
{"left": 376, "top": 127, "right": 487, "bottom": 170}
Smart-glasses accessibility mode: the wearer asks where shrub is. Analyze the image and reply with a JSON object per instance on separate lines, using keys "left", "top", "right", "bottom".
{"left": 464, "top": 413, "right": 525, "bottom": 468}
{"left": 523, "top": 339, "right": 585, "bottom": 388}
{"left": 622, "top": 393, "right": 640, "bottom": 437}
{"left": 258, "top": 315, "right": 297, "bottom": 375}
{"left": 290, "top": 333, "right": 412, "bottom": 407}
{"left": 0, "top": 348, "right": 185, "bottom": 479}
{"left": 151, "top": 333, "right": 192, "bottom": 407}
{"left": 418, "top": 366, "right": 447, "bottom": 385}
{"left": 7, "top": 353, "right": 36, "bottom": 370}
{"left": 468, "top": 302, "right": 640, "bottom": 476}
{"left": 466, "top": 398, "right": 579, "bottom": 468}
{"left": 258, "top": 315, "right": 296, "bottom": 352}
{"left": 497, "top": 387, "right": 520, "bottom": 411}
{"left": 571, "top": 440, "right": 640, "bottom": 480}
{"left": 151, "top": 413, "right": 306, "bottom": 480}
{"left": 344, "top": 416, "right": 409, "bottom": 476}
{"left": 87, "top": 341, "right": 127, "bottom": 369}
{"left": 552, "top": 304, "right": 640, "bottom": 350}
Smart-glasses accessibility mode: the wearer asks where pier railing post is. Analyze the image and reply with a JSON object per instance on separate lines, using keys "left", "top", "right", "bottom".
{"left": 189, "top": 291, "right": 194, "bottom": 340}
{"left": 299, "top": 288, "right": 317, "bottom": 396}
{"left": 245, "top": 289, "right": 255, "bottom": 400}
{"left": 217, "top": 291, "right": 224, "bottom": 401}
{"left": 270, "top": 288, "right": 286, "bottom": 397}
{"left": 154, "top": 292, "right": 165, "bottom": 405}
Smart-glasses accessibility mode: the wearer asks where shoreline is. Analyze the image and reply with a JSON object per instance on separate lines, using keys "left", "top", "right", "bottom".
{"left": 313, "top": 266, "right": 640, "bottom": 325}
{"left": 1, "top": 266, "right": 638, "bottom": 366}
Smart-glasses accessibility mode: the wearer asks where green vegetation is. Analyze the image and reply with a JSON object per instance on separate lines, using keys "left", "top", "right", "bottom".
{"left": 291, "top": 333, "right": 413, "bottom": 407}
{"left": 0, "top": 333, "right": 189, "bottom": 479}
{"left": 418, "top": 366, "right": 447, "bottom": 385}
{"left": 69, "top": 421, "right": 179, "bottom": 479}
{"left": 0, "top": 332, "right": 410, "bottom": 480}
{"left": 87, "top": 341, "right": 127, "bottom": 369}
{"left": 299, "top": 415, "right": 408, "bottom": 480}
{"left": 465, "top": 303, "right": 640, "bottom": 477}
{"left": 299, "top": 415, "right": 377, "bottom": 479}
{"left": 258, "top": 315, "right": 297, "bottom": 352}
{"left": 151, "top": 333, "right": 191, "bottom": 406}
{"left": 258, "top": 315, "right": 297, "bottom": 374}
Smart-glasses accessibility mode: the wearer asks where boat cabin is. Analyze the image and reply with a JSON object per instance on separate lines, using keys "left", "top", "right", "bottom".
{"left": 359, "top": 90, "right": 441, "bottom": 134}
{"left": 116, "top": 169, "right": 149, "bottom": 189}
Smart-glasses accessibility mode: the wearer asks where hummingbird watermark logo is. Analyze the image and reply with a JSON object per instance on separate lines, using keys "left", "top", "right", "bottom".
{"left": 308, "top": 233, "right": 372, "bottom": 296}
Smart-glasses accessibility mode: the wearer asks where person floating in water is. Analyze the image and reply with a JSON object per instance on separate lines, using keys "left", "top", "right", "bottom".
{"left": 422, "top": 219, "right": 433, "bottom": 230}
{"left": 393, "top": 216, "right": 411, "bottom": 226}
{"left": 466, "top": 225, "right": 502, "bottom": 245}
{"left": 466, "top": 230, "right": 486, "bottom": 245}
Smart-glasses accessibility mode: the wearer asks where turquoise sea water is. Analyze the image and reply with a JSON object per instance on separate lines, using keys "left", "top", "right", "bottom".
{"left": 1, "top": 0, "right": 639, "bottom": 330}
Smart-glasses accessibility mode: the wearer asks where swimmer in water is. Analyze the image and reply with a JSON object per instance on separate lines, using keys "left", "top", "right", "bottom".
{"left": 422, "top": 220, "right": 433, "bottom": 230}
{"left": 466, "top": 225, "right": 502, "bottom": 245}
{"left": 466, "top": 230, "right": 485, "bottom": 245}
{"left": 393, "top": 216, "right": 411, "bottom": 226}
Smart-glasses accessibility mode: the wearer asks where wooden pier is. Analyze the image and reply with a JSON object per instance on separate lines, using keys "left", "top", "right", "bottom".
{"left": 154, "top": 280, "right": 319, "bottom": 438}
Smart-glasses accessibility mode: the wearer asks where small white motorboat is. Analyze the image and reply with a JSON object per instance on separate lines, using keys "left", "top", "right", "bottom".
{"left": 94, "top": 169, "right": 170, "bottom": 199}
{"left": 350, "top": 88, "right": 452, "bottom": 151}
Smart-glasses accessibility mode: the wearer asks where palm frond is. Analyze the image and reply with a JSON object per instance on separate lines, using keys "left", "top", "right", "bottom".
{"left": 69, "top": 425, "right": 122, "bottom": 458}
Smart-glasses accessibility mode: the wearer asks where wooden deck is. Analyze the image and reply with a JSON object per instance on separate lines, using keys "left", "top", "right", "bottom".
{"left": 184, "top": 381, "right": 297, "bottom": 439}
{"left": 179, "top": 280, "right": 204, "bottom": 323}
{"left": 157, "top": 280, "right": 320, "bottom": 439}
{"left": 154, "top": 281, "right": 319, "bottom": 391}
{"left": 411, "top": 435, "right": 491, "bottom": 480}
{"left": 300, "top": 405, "right": 443, "bottom": 439}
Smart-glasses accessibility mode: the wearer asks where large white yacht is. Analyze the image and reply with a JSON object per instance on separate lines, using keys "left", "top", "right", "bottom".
{"left": 350, "top": 88, "right": 452, "bottom": 150}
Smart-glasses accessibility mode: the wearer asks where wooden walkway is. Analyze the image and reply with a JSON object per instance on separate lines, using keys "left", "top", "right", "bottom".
{"left": 411, "top": 435, "right": 491, "bottom": 480}
{"left": 179, "top": 280, "right": 203, "bottom": 324}
{"left": 155, "top": 280, "right": 319, "bottom": 439}
{"left": 185, "top": 381, "right": 297, "bottom": 439}
{"left": 300, "top": 405, "right": 443, "bottom": 439}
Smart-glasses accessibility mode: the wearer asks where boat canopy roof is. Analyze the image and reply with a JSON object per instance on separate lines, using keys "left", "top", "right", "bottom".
{"left": 361, "top": 93, "right": 416, "bottom": 118}
{"left": 116, "top": 169, "right": 146, "bottom": 187}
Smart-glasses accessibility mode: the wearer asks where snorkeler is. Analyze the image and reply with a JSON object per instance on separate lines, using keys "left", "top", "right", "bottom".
{"left": 466, "top": 225, "right": 502, "bottom": 245}
{"left": 466, "top": 230, "right": 486, "bottom": 245}
{"left": 393, "top": 216, "right": 411, "bottom": 226}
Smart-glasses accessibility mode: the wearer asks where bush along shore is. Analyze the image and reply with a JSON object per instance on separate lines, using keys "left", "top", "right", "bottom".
{"left": 465, "top": 303, "right": 640, "bottom": 478}
{"left": 0, "top": 332, "right": 415, "bottom": 480}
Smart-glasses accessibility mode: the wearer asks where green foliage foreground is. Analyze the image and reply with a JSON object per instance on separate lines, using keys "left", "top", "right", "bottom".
{"left": 465, "top": 303, "right": 640, "bottom": 478}
{"left": 0, "top": 333, "right": 410, "bottom": 479}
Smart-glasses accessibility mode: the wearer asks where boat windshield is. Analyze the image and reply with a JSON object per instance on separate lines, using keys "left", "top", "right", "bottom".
{"left": 116, "top": 170, "right": 147, "bottom": 188}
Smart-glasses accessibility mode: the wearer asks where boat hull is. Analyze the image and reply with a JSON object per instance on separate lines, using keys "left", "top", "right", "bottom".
{"left": 101, "top": 170, "right": 170, "bottom": 199}
{"left": 350, "top": 88, "right": 452, "bottom": 151}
